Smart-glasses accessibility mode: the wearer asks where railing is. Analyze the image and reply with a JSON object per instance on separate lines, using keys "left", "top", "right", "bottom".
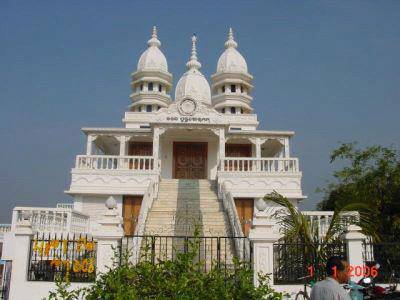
{"left": 218, "top": 183, "right": 250, "bottom": 261}
{"left": 56, "top": 203, "right": 74, "bottom": 209}
{"left": 28, "top": 233, "right": 96, "bottom": 282}
{"left": 273, "top": 240, "right": 347, "bottom": 285}
{"left": 121, "top": 235, "right": 252, "bottom": 272}
{"left": 124, "top": 177, "right": 160, "bottom": 264}
{"left": 302, "top": 211, "right": 359, "bottom": 237}
{"left": 363, "top": 241, "right": 400, "bottom": 283}
{"left": 75, "top": 155, "right": 156, "bottom": 171}
{"left": 13, "top": 207, "right": 90, "bottom": 234}
{"left": 219, "top": 157, "right": 299, "bottom": 173}
{"left": 0, "top": 224, "right": 11, "bottom": 236}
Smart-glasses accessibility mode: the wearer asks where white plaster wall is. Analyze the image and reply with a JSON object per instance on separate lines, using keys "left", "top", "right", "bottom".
{"left": 78, "top": 195, "right": 123, "bottom": 231}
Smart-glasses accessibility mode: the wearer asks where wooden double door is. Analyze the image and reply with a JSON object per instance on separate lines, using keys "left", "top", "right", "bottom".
{"left": 122, "top": 196, "right": 143, "bottom": 236}
{"left": 234, "top": 198, "right": 254, "bottom": 237}
{"left": 173, "top": 142, "right": 207, "bottom": 179}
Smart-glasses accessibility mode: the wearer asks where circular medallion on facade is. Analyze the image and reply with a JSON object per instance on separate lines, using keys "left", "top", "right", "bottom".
{"left": 178, "top": 98, "right": 197, "bottom": 116}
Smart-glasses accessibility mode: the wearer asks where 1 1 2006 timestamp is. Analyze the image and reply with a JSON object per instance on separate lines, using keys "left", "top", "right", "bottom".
{"left": 307, "top": 265, "right": 379, "bottom": 277}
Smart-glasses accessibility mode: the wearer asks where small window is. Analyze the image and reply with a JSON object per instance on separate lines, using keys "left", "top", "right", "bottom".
{"left": 222, "top": 86, "right": 225, "bottom": 93}
{"left": 230, "top": 107, "right": 236, "bottom": 114}
{"left": 158, "top": 84, "right": 162, "bottom": 92}
{"left": 138, "top": 106, "right": 142, "bottom": 112}
{"left": 230, "top": 127, "right": 241, "bottom": 130}
{"left": 140, "top": 84, "right": 143, "bottom": 91}
{"left": 146, "top": 105, "right": 152, "bottom": 112}
{"left": 148, "top": 82, "right": 153, "bottom": 91}
{"left": 240, "top": 85, "right": 243, "bottom": 93}
{"left": 140, "top": 125, "right": 151, "bottom": 129}
{"left": 222, "top": 108, "right": 225, "bottom": 113}
{"left": 231, "top": 85, "right": 236, "bottom": 93}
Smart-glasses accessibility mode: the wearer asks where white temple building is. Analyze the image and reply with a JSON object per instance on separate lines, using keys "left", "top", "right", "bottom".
{"left": 64, "top": 27, "right": 305, "bottom": 238}
{"left": 1, "top": 27, "right": 373, "bottom": 300}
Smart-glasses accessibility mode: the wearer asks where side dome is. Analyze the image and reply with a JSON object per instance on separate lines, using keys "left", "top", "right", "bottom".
{"left": 175, "top": 35, "right": 211, "bottom": 105}
{"left": 137, "top": 27, "right": 168, "bottom": 72}
{"left": 216, "top": 28, "right": 248, "bottom": 73}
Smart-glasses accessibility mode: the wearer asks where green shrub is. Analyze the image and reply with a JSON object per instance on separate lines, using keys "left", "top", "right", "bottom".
{"left": 49, "top": 236, "right": 284, "bottom": 300}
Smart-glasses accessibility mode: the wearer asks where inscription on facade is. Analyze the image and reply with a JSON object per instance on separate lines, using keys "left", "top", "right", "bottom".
{"left": 166, "top": 116, "right": 210, "bottom": 123}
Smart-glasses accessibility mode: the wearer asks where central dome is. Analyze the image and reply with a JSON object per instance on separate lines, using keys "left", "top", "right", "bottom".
{"left": 175, "top": 35, "right": 211, "bottom": 105}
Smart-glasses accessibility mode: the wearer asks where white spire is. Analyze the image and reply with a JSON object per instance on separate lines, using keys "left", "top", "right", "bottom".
{"left": 224, "top": 27, "right": 238, "bottom": 49}
{"left": 186, "top": 34, "right": 201, "bottom": 70}
{"left": 147, "top": 25, "right": 161, "bottom": 48}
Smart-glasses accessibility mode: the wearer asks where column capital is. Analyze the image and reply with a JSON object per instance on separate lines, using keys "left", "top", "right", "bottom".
{"left": 344, "top": 224, "right": 365, "bottom": 241}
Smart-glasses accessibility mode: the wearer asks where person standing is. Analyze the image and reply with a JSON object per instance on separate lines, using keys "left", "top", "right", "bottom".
{"left": 310, "top": 256, "right": 351, "bottom": 300}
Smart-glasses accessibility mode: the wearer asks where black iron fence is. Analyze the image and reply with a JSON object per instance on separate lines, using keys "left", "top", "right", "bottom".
{"left": 120, "top": 235, "right": 252, "bottom": 272}
{"left": 273, "top": 240, "right": 347, "bottom": 285}
{"left": 363, "top": 241, "right": 400, "bottom": 283}
{"left": 28, "top": 233, "right": 97, "bottom": 282}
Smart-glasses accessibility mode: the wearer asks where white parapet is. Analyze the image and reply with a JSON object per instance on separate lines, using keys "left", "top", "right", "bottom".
{"left": 67, "top": 155, "right": 159, "bottom": 195}
{"left": 11, "top": 207, "right": 90, "bottom": 234}
{"left": 218, "top": 157, "right": 303, "bottom": 199}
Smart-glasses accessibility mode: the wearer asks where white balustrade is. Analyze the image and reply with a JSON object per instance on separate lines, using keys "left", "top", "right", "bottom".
{"left": 129, "top": 178, "right": 160, "bottom": 264}
{"left": 75, "top": 155, "right": 155, "bottom": 171}
{"left": 56, "top": 203, "right": 74, "bottom": 209}
{"left": 218, "top": 182, "right": 250, "bottom": 260}
{"left": 0, "top": 224, "right": 11, "bottom": 239}
{"left": 302, "top": 211, "right": 359, "bottom": 237}
{"left": 12, "top": 207, "right": 90, "bottom": 234}
{"left": 219, "top": 157, "right": 299, "bottom": 173}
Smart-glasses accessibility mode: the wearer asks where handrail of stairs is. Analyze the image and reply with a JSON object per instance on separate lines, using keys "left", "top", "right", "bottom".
{"left": 129, "top": 173, "right": 160, "bottom": 263}
{"left": 218, "top": 182, "right": 250, "bottom": 261}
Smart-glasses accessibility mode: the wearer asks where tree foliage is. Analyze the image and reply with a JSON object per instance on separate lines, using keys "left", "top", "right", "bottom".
{"left": 264, "top": 192, "right": 359, "bottom": 280}
{"left": 318, "top": 142, "right": 400, "bottom": 242}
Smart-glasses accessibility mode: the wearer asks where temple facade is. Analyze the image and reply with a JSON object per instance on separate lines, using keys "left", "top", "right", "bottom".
{"left": 66, "top": 27, "right": 305, "bottom": 237}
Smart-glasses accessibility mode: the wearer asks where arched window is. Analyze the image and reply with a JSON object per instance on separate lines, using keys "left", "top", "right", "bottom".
{"left": 148, "top": 82, "right": 154, "bottom": 91}
{"left": 222, "top": 108, "right": 225, "bottom": 113}
{"left": 222, "top": 85, "right": 225, "bottom": 93}
{"left": 231, "top": 85, "right": 236, "bottom": 93}
{"left": 140, "top": 84, "right": 143, "bottom": 91}
{"left": 230, "top": 107, "right": 236, "bottom": 114}
{"left": 158, "top": 84, "right": 162, "bottom": 92}
{"left": 146, "top": 105, "right": 152, "bottom": 112}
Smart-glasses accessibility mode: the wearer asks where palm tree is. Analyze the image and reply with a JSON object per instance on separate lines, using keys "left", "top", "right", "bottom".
{"left": 264, "top": 191, "right": 376, "bottom": 282}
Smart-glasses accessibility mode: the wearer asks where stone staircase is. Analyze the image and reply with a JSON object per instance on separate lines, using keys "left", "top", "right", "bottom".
{"left": 145, "top": 179, "right": 231, "bottom": 236}
{"left": 141, "top": 179, "right": 236, "bottom": 267}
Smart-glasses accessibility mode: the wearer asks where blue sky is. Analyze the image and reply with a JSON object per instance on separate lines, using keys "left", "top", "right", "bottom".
{"left": 1, "top": 1, "right": 399, "bottom": 222}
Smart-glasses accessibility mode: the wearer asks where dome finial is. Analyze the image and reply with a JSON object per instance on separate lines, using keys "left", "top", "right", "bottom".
{"left": 147, "top": 25, "right": 161, "bottom": 48}
{"left": 225, "top": 27, "right": 238, "bottom": 49}
{"left": 186, "top": 34, "right": 201, "bottom": 70}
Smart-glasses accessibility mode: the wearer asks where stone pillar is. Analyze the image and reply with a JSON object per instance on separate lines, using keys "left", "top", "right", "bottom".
{"left": 249, "top": 215, "right": 279, "bottom": 287}
{"left": 344, "top": 224, "right": 366, "bottom": 282}
{"left": 86, "top": 134, "right": 96, "bottom": 155}
{"left": 255, "top": 138, "right": 261, "bottom": 158}
{"left": 119, "top": 135, "right": 127, "bottom": 156}
{"left": 218, "top": 128, "right": 225, "bottom": 161}
{"left": 93, "top": 198, "right": 124, "bottom": 275}
{"left": 283, "top": 137, "right": 290, "bottom": 158}
{"left": 153, "top": 128, "right": 162, "bottom": 172}
{"left": 8, "top": 212, "right": 34, "bottom": 300}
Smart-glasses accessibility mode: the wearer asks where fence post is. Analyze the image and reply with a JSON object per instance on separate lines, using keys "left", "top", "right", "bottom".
{"left": 93, "top": 198, "right": 124, "bottom": 275}
{"left": 248, "top": 215, "right": 279, "bottom": 287}
{"left": 8, "top": 212, "right": 34, "bottom": 300}
{"left": 344, "top": 224, "right": 366, "bottom": 282}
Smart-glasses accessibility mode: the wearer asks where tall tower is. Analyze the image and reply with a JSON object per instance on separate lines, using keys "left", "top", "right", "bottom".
{"left": 211, "top": 28, "right": 253, "bottom": 114}
{"left": 130, "top": 26, "right": 173, "bottom": 112}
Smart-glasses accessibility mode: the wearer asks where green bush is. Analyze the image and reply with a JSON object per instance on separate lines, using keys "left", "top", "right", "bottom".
{"left": 49, "top": 236, "right": 284, "bottom": 300}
